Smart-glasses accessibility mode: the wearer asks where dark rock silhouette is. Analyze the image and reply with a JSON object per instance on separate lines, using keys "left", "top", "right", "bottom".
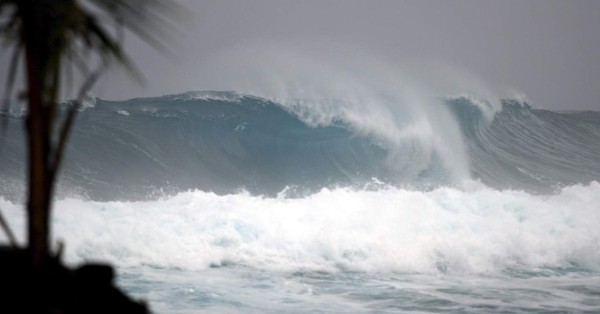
{"left": 0, "top": 246, "right": 148, "bottom": 313}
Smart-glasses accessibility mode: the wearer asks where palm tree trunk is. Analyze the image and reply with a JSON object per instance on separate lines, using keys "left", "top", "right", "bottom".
{"left": 22, "top": 2, "right": 52, "bottom": 268}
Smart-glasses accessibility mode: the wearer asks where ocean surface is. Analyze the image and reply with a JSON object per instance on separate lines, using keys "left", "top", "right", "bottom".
{"left": 1, "top": 91, "right": 600, "bottom": 313}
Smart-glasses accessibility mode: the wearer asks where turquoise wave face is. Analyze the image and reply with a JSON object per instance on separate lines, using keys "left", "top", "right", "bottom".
{"left": 448, "top": 98, "right": 600, "bottom": 192}
{"left": 1, "top": 91, "right": 599, "bottom": 201}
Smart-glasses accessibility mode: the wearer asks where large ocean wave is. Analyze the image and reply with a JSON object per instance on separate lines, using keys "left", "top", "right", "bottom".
{"left": 1, "top": 91, "right": 599, "bottom": 200}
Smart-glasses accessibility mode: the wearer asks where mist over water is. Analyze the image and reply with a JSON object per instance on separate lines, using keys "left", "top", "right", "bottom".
{"left": 203, "top": 46, "right": 504, "bottom": 185}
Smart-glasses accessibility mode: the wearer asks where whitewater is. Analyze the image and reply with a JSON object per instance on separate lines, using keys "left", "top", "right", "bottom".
{"left": 1, "top": 91, "right": 600, "bottom": 313}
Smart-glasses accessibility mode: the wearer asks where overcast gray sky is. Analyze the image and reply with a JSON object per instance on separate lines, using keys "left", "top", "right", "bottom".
{"left": 4, "top": 0, "right": 600, "bottom": 110}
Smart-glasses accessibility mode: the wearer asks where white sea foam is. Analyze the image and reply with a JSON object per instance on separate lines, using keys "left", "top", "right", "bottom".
{"left": 2, "top": 182, "right": 599, "bottom": 274}
{"left": 80, "top": 95, "right": 97, "bottom": 110}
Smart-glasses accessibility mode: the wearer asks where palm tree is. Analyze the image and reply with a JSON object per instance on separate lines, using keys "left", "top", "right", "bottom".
{"left": 0, "top": 0, "right": 173, "bottom": 269}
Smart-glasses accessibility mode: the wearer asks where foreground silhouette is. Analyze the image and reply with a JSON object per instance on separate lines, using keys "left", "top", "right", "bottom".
{"left": 0, "top": 246, "right": 148, "bottom": 313}
{"left": 1, "top": 0, "right": 175, "bottom": 312}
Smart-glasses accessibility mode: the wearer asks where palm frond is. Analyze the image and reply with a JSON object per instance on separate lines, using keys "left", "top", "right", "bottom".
{"left": 0, "top": 0, "right": 179, "bottom": 265}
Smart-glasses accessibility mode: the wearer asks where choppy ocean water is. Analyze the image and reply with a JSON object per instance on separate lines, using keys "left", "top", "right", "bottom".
{"left": 119, "top": 267, "right": 600, "bottom": 313}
